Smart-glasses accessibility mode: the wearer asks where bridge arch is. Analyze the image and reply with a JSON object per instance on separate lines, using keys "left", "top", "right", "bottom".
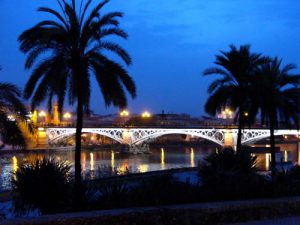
{"left": 47, "top": 128, "right": 125, "bottom": 145}
{"left": 130, "top": 129, "right": 225, "bottom": 146}
{"left": 241, "top": 129, "right": 300, "bottom": 144}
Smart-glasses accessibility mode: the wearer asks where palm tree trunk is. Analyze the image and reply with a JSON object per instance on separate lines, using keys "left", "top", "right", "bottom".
{"left": 74, "top": 63, "right": 84, "bottom": 205}
{"left": 236, "top": 113, "right": 243, "bottom": 152}
{"left": 75, "top": 94, "right": 83, "bottom": 188}
{"left": 269, "top": 114, "right": 276, "bottom": 180}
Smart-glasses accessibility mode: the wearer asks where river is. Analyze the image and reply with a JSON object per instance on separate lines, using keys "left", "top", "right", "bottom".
{"left": 0, "top": 145, "right": 282, "bottom": 191}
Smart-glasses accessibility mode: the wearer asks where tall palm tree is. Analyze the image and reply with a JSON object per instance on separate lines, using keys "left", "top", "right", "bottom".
{"left": 253, "top": 58, "right": 300, "bottom": 177}
{"left": 0, "top": 67, "right": 30, "bottom": 148}
{"left": 204, "top": 45, "right": 265, "bottom": 151}
{"left": 18, "top": 0, "right": 136, "bottom": 190}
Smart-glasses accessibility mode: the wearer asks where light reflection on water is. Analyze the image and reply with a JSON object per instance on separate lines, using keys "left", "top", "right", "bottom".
{"left": 0, "top": 146, "right": 284, "bottom": 191}
{"left": 0, "top": 146, "right": 211, "bottom": 191}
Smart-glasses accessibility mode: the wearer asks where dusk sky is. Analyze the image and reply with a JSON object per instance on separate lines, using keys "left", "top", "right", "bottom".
{"left": 1, "top": 0, "right": 300, "bottom": 116}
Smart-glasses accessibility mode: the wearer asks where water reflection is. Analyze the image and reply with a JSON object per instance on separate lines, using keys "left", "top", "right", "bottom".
{"left": 0, "top": 146, "right": 211, "bottom": 191}
{"left": 120, "top": 160, "right": 129, "bottom": 173}
{"left": 111, "top": 151, "right": 115, "bottom": 170}
{"left": 82, "top": 152, "right": 86, "bottom": 171}
{"left": 12, "top": 156, "right": 18, "bottom": 173}
{"left": 265, "top": 153, "right": 271, "bottom": 171}
{"left": 138, "top": 164, "right": 149, "bottom": 173}
{"left": 90, "top": 153, "right": 94, "bottom": 171}
{"left": 190, "top": 148, "right": 195, "bottom": 167}
{"left": 161, "top": 148, "right": 165, "bottom": 169}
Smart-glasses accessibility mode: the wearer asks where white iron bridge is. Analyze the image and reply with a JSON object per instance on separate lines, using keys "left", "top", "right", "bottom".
{"left": 46, "top": 127, "right": 300, "bottom": 148}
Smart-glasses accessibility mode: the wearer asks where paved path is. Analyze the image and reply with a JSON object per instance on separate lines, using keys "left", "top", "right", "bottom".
{"left": 232, "top": 216, "right": 300, "bottom": 225}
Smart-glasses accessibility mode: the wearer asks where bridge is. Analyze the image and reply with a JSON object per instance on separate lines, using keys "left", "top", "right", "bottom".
{"left": 44, "top": 127, "right": 300, "bottom": 152}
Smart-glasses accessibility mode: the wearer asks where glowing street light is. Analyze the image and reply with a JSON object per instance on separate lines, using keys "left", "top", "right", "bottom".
{"left": 141, "top": 111, "right": 151, "bottom": 118}
{"left": 120, "top": 110, "right": 129, "bottom": 117}
{"left": 38, "top": 111, "right": 46, "bottom": 117}
{"left": 63, "top": 112, "right": 72, "bottom": 120}
{"left": 222, "top": 108, "right": 233, "bottom": 119}
{"left": 244, "top": 112, "right": 249, "bottom": 117}
{"left": 7, "top": 114, "right": 15, "bottom": 121}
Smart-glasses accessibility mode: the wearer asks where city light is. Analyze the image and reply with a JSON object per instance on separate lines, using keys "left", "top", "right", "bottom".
{"left": 120, "top": 110, "right": 129, "bottom": 117}
{"left": 222, "top": 108, "right": 233, "bottom": 119}
{"left": 142, "top": 111, "right": 151, "bottom": 118}
{"left": 244, "top": 112, "right": 249, "bottom": 117}
{"left": 7, "top": 114, "right": 15, "bottom": 121}
{"left": 63, "top": 112, "right": 72, "bottom": 119}
{"left": 38, "top": 111, "right": 46, "bottom": 117}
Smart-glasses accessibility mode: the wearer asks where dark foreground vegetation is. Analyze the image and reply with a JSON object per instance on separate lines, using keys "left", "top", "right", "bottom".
{"left": 10, "top": 148, "right": 300, "bottom": 222}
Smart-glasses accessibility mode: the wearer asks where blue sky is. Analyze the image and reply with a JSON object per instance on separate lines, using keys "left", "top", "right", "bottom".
{"left": 0, "top": 0, "right": 300, "bottom": 116}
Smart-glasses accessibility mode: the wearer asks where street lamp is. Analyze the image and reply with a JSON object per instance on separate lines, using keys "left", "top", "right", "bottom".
{"left": 38, "top": 111, "right": 46, "bottom": 118}
{"left": 120, "top": 110, "right": 129, "bottom": 126}
{"left": 222, "top": 108, "right": 233, "bottom": 119}
{"left": 63, "top": 112, "right": 72, "bottom": 120}
{"left": 120, "top": 110, "right": 129, "bottom": 117}
{"left": 141, "top": 111, "right": 151, "bottom": 118}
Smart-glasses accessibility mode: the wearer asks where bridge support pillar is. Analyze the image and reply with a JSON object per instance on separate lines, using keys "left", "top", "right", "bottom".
{"left": 298, "top": 142, "right": 300, "bottom": 165}
{"left": 122, "top": 129, "right": 132, "bottom": 145}
{"left": 224, "top": 129, "right": 237, "bottom": 149}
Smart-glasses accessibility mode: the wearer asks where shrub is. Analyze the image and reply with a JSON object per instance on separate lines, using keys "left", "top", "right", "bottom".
{"left": 129, "top": 174, "right": 200, "bottom": 206}
{"left": 97, "top": 180, "right": 130, "bottom": 208}
{"left": 272, "top": 165, "right": 300, "bottom": 196}
{"left": 198, "top": 147, "right": 267, "bottom": 200}
{"left": 12, "top": 158, "right": 72, "bottom": 214}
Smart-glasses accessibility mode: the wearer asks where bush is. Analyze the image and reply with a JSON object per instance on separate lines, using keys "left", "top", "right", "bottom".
{"left": 97, "top": 180, "right": 130, "bottom": 208}
{"left": 272, "top": 165, "right": 300, "bottom": 196}
{"left": 129, "top": 174, "right": 200, "bottom": 206}
{"left": 12, "top": 158, "right": 72, "bottom": 214}
{"left": 198, "top": 147, "right": 267, "bottom": 200}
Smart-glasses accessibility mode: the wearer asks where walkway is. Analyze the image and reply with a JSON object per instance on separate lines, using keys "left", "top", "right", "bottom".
{"left": 232, "top": 216, "right": 300, "bottom": 225}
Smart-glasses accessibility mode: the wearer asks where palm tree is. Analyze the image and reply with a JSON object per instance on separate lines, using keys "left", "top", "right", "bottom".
{"left": 253, "top": 58, "right": 300, "bottom": 177}
{"left": 18, "top": 0, "right": 136, "bottom": 190}
{"left": 204, "top": 45, "right": 265, "bottom": 151}
{"left": 0, "top": 67, "right": 30, "bottom": 148}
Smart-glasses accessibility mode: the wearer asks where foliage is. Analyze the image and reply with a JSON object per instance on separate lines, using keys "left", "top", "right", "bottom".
{"left": 204, "top": 45, "right": 266, "bottom": 151}
{"left": 271, "top": 165, "right": 300, "bottom": 196}
{"left": 198, "top": 148, "right": 267, "bottom": 200}
{"left": 129, "top": 174, "right": 199, "bottom": 206}
{"left": 12, "top": 158, "right": 72, "bottom": 214}
{"left": 19, "top": 0, "right": 136, "bottom": 187}
{"left": 251, "top": 58, "right": 300, "bottom": 176}
{"left": 97, "top": 180, "right": 130, "bottom": 208}
{"left": 0, "top": 68, "right": 31, "bottom": 149}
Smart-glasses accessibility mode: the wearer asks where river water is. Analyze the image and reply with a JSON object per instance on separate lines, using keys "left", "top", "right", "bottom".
{"left": 0, "top": 146, "right": 215, "bottom": 191}
{"left": 0, "top": 145, "right": 278, "bottom": 191}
